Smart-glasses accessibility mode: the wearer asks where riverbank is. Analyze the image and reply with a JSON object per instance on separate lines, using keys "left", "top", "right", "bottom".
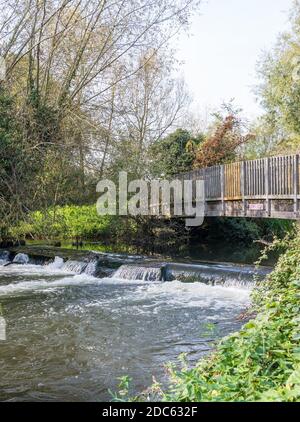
{"left": 5, "top": 204, "right": 295, "bottom": 264}
{"left": 143, "top": 235, "right": 300, "bottom": 402}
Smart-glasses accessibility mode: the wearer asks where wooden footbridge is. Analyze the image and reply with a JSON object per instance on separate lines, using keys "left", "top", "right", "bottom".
{"left": 178, "top": 154, "right": 300, "bottom": 220}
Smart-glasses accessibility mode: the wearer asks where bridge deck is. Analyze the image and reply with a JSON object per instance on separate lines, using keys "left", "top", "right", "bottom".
{"left": 179, "top": 154, "right": 300, "bottom": 220}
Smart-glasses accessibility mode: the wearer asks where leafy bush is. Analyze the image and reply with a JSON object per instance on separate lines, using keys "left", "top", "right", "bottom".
{"left": 150, "top": 129, "right": 204, "bottom": 178}
{"left": 11, "top": 205, "right": 126, "bottom": 240}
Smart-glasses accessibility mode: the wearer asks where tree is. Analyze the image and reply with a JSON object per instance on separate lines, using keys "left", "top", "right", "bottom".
{"left": 242, "top": 116, "right": 284, "bottom": 159}
{"left": 100, "top": 51, "right": 191, "bottom": 180}
{"left": 0, "top": 85, "right": 35, "bottom": 235}
{"left": 194, "top": 105, "right": 253, "bottom": 168}
{"left": 257, "top": 0, "right": 300, "bottom": 152}
{"left": 0, "top": 0, "right": 200, "bottom": 230}
{"left": 149, "top": 128, "right": 203, "bottom": 178}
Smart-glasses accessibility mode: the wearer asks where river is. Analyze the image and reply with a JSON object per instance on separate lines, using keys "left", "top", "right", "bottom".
{"left": 0, "top": 251, "right": 268, "bottom": 401}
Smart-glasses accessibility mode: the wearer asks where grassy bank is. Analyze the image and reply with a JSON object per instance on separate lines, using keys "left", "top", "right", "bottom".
{"left": 137, "top": 235, "right": 300, "bottom": 402}
{"left": 8, "top": 205, "right": 189, "bottom": 256}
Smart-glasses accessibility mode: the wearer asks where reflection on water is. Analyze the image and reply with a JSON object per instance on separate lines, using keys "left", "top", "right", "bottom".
{"left": 184, "top": 241, "right": 278, "bottom": 266}
{"left": 0, "top": 259, "right": 252, "bottom": 402}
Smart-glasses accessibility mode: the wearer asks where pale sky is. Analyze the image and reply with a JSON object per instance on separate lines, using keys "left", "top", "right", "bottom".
{"left": 175, "top": 0, "right": 293, "bottom": 120}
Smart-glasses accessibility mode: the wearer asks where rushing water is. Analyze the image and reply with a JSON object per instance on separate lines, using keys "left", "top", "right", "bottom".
{"left": 0, "top": 252, "right": 261, "bottom": 402}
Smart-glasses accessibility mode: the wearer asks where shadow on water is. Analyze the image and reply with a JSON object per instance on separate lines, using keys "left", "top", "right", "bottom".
{"left": 180, "top": 240, "right": 278, "bottom": 267}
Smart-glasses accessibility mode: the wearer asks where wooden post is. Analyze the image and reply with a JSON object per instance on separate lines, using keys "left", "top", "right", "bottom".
{"left": 221, "top": 165, "right": 225, "bottom": 216}
{"left": 241, "top": 161, "right": 246, "bottom": 216}
{"left": 203, "top": 167, "right": 207, "bottom": 217}
{"left": 265, "top": 157, "right": 270, "bottom": 217}
{"left": 294, "top": 154, "right": 299, "bottom": 217}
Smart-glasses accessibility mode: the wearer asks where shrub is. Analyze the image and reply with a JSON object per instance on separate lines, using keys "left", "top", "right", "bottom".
{"left": 11, "top": 205, "right": 121, "bottom": 240}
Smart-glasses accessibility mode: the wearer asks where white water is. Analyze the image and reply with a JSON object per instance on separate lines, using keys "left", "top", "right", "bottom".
{"left": 0, "top": 259, "right": 251, "bottom": 307}
{"left": 0, "top": 253, "right": 260, "bottom": 295}
{"left": 47, "top": 256, "right": 64, "bottom": 270}
{"left": 0, "top": 274, "right": 103, "bottom": 296}
{"left": 13, "top": 253, "right": 29, "bottom": 264}
{"left": 113, "top": 264, "right": 162, "bottom": 281}
{"left": 133, "top": 280, "right": 250, "bottom": 310}
{"left": 0, "top": 251, "right": 9, "bottom": 264}
{"left": 84, "top": 260, "right": 98, "bottom": 276}
{"left": 62, "top": 260, "right": 87, "bottom": 273}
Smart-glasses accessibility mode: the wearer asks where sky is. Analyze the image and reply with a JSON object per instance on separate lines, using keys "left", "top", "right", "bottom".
{"left": 175, "top": 0, "right": 294, "bottom": 121}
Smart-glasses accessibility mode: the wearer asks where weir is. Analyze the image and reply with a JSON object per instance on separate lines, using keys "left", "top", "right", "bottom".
{"left": 164, "top": 262, "right": 269, "bottom": 287}
{"left": 0, "top": 251, "right": 270, "bottom": 287}
{"left": 110, "top": 262, "right": 270, "bottom": 287}
{"left": 113, "top": 264, "right": 163, "bottom": 281}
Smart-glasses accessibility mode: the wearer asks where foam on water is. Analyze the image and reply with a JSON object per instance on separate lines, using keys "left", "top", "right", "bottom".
{"left": 47, "top": 256, "right": 64, "bottom": 270}
{"left": 165, "top": 262, "right": 266, "bottom": 288}
{"left": 0, "top": 261, "right": 251, "bottom": 308}
{"left": 0, "top": 273, "right": 101, "bottom": 296}
{"left": 133, "top": 280, "right": 251, "bottom": 308}
{"left": 0, "top": 254, "right": 260, "bottom": 308}
{"left": 13, "top": 253, "right": 29, "bottom": 264}
{"left": 75, "top": 278, "right": 251, "bottom": 319}
{"left": 0, "top": 262, "right": 72, "bottom": 276}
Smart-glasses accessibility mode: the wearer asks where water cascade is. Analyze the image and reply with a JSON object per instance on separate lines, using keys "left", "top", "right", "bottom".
{"left": 164, "top": 262, "right": 269, "bottom": 288}
{"left": 0, "top": 249, "right": 271, "bottom": 288}
{"left": 0, "top": 251, "right": 10, "bottom": 265}
{"left": 13, "top": 253, "right": 29, "bottom": 264}
{"left": 47, "top": 256, "right": 64, "bottom": 270}
{"left": 111, "top": 262, "right": 271, "bottom": 287}
{"left": 62, "top": 260, "right": 87, "bottom": 274}
{"left": 113, "top": 264, "right": 162, "bottom": 281}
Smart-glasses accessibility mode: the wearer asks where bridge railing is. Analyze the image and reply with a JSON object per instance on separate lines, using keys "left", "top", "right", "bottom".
{"left": 179, "top": 154, "right": 300, "bottom": 200}
{"left": 176, "top": 154, "right": 300, "bottom": 219}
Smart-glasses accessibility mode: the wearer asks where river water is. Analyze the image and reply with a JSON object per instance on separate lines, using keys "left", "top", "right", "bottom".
{"left": 0, "top": 252, "right": 261, "bottom": 402}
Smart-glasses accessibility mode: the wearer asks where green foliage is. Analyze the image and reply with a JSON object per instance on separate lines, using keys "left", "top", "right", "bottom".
{"left": 0, "top": 86, "right": 20, "bottom": 176}
{"left": 150, "top": 129, "right": 204, "bottom": 178}
{"left": 106, "top": 138, "right": 144, "bottom": 181}
{"left": 11, "top": 205, "right": 126, "bottom": 240}
{"left": 243, "top": 117, "right": 281, "bottom": 159}
{"left": 10, "top": 205, "right": 187, "bottom": 255}
{"left": 195, "top": 218, "right": 295, "bottom": 245}
{"left": 110, "top": 376, "right": 133, "bottom": 402}
{"left": 0, "top": 85, "right": 26, "bottom": 234}
{"left": 257, "top": 1, "right": 300, "bottom": 152}
{"left": 145, "top": 233, "right": 300, "bottom": 402}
